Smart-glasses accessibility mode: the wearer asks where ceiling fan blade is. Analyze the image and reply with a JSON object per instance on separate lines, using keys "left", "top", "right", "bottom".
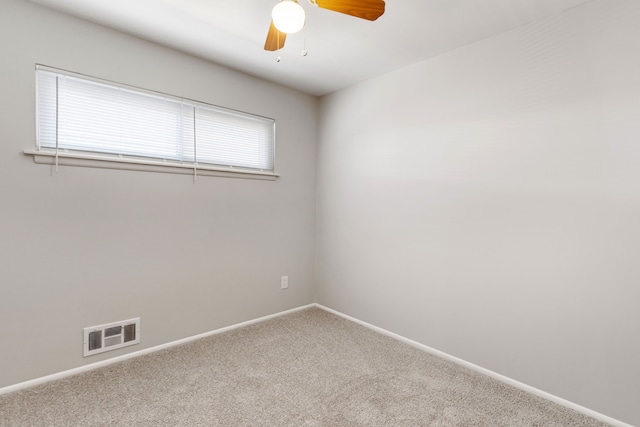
{"left": 264, "top": 20, "right": 287, "bottom": 51}
{"left": 315, "top": 0, "right": 385, "bottom": 21}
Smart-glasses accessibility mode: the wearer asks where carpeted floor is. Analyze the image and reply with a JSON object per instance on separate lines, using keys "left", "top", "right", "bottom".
{"left": 0, "top": 307, "right": 610, "bottom": 426}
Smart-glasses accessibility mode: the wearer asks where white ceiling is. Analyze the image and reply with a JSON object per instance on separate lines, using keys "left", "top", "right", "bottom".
{"left": 29, "top": 0, "right": 592, "bottom": 96}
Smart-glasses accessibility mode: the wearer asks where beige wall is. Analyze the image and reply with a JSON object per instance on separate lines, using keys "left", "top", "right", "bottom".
{"left": 0, "top": 0, "right": 317, "bottom": 387}
{"left": 316, "top": 1, "right": 640, "bottom": 425}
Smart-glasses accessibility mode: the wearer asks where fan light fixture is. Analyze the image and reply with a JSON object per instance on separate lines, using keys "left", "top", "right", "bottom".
{"left": 264, "top": 0, "right": 385, "bottom": 52}
{"left": 272, "top": 0, "right": 305, "bottom": 34}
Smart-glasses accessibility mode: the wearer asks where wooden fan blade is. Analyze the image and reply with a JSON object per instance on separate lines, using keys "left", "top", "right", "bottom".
{"left": 315, "top": 0, "right": 385, "bottom": 21}
{"left": 264, "top": 20, "right": 287, "bottom": 51}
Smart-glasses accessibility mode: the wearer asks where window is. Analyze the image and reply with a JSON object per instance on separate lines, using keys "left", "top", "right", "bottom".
{"left": 31, "top": 65, "right": 276, "bottom": 178}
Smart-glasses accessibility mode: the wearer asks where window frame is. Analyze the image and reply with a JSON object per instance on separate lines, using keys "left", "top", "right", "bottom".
{"left": 26, "top": 65, "right": 279, "bottom": 180}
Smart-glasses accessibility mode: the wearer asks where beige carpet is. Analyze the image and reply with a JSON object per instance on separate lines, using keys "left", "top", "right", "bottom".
{"left": 0, "top": 307, "right": 609, "bottom": 426}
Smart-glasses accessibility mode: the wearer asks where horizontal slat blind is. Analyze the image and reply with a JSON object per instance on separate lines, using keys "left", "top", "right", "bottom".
{"left": 36, "top": 66, "right": 275, "bottom": 172}
{"left": 195, "top": 107, "right": 274, "bottom": 169}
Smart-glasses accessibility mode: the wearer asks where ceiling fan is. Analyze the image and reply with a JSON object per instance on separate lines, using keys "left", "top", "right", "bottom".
{"left": 264, "top": 0, "right": 386, "bottom": 51}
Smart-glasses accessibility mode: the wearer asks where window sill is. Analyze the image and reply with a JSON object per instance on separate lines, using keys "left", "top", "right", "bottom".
{"left": 23, "top": 149, "right": 279, "bottom": 181}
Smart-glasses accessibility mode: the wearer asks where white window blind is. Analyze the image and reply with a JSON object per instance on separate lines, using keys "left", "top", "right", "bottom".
{"left": 36, "top": 66, "right": 275, "bottom": 173}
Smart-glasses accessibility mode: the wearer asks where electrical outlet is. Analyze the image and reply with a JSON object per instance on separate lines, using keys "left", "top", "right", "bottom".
{"left": 281, "top": 276, "right": 289, "bottom": 289}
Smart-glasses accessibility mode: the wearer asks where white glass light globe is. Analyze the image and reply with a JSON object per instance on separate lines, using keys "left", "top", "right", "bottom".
{"left": 272, "top": 1, "right": 305, "bottom": 34}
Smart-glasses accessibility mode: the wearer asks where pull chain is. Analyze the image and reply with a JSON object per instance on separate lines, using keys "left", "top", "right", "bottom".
{"left": 301, "top": 21, "right": 308, "bottom": 56}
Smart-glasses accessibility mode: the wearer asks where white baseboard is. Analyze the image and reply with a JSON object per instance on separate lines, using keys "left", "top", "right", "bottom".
{"left": 1, "top": 302, "right": 631, "bottom": 427}
{"left": 0, "top": 304, "right": 315, "bottom": 397}
{"left": 314, "top": 304, "right": 632, "bottom": 427}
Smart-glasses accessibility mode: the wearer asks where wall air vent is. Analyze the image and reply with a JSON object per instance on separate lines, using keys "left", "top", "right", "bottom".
{"left": 83, "top": 318, "right": 140, "bottom": 357}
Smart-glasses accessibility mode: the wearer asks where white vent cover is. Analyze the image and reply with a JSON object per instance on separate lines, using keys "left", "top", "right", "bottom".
{"left": 83, "top": 318, "right": 140, "bottom": 357}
